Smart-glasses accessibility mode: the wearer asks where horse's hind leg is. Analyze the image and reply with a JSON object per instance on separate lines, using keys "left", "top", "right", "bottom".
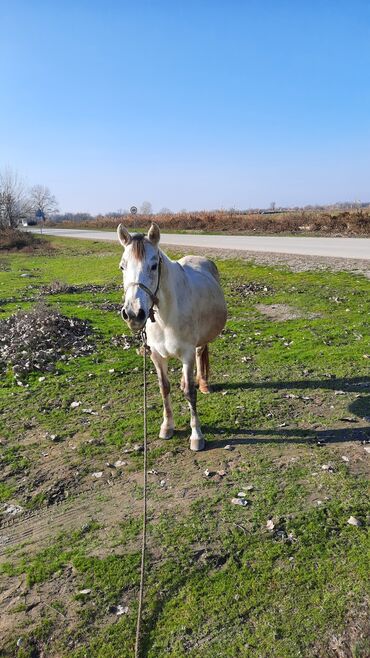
{"left": 182, "top": 353, "right": 205, "bottom": 451}
{"left": 196, "top": 345, "right": 210, "bottom": 394}
{"left": 150, "top": 348, "right": 174, "bottom": 440}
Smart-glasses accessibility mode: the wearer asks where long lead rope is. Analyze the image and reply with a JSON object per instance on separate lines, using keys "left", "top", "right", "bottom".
{"left": 135, "top": 327, "right": 148, "bottom": 658}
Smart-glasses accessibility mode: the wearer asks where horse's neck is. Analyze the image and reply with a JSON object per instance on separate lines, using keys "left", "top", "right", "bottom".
{"left": 156, "top": 250, "right": 179, "bottom": 321}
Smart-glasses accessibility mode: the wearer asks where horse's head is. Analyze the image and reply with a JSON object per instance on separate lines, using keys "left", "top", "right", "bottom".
{"left": 117, "top": 222, "right": 161, "bottom": 332}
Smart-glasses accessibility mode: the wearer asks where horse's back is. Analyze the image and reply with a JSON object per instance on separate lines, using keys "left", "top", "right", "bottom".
{"left": 178, "top": 255, "right": 220, "bottom": 283}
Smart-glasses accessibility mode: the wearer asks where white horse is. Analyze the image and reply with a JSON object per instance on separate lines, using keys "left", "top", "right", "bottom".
{"left": 117, "top": 223, "right": 227, "bottom": 451}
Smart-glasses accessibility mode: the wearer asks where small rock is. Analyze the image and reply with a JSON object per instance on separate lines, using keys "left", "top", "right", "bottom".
{"left": 82, "top": 408, "right": 98, "bottom": 415}
{"left": 114, "top": 460, "right": 127, "bottom": 469}
{"left": 341, "top": 456, "right": 350, "bottom": 462}
{"left": 237, "top": 491, "right": 247, "bottom": 498}
{"left": 217, "top": 470, "right": 226, "bottom": 477}
{"left": 38, "top": 376, "right": 46, "bottom": 382}
{"left": 223, "top": 444, "right": 233, "bottom": 451}
{"left": 78, "top": 589, "right": 91, "bottom": 595}
{"left": 92, "top": 471, "right": 103, "bottom": 478}
{"left": 70, "top": 401, "right": 81, "bottom": 409}
{"left": 321, "top": 464, "right": 334, "bottom": 472}
{"left": 231, "top": 497, "right": 248, "bottom": 507}
{"left": 115, "top": 604, "right": 129, "bottom": 616}
{"left": 334, "top": 390, "right": 346, "bottom": 396}
{"left": 49, "top": 434, "right": 58, "bottom": 442}
{"left": 133, "top": 444, "right": 144, "bottom": 453}
{"left": 108, "top": 368, "right": 115, "bottom": 374}
{"left": 3, "top": 504, "right": 23, "bottom": 516}
{"left": 266, "top": 519, "right": 275, "bottom": 531}
{"left": 364, "top": 446, "right": 370, "bottom": 454}
{"left": 160, "top": 479, "right": 166, "bottom": 487}
{"left": 204, "top": 469, "right": 211, "bottom": 477}
{"left": 347, "top": 516, "right": 362, "bottom": 527}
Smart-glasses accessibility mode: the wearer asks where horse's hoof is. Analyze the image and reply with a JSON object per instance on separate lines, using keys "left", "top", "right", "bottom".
{"left": 197, "top": 379, "right": 211, "bottom": 394}
{"left": 159, "top": 427, "right": 174, "bottom": 440}
{"left": 190, "top": 436, "right": 205, "bottom": 451}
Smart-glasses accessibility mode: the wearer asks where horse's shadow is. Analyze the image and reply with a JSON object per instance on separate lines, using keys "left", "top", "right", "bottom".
{"left": 204, "top": 376, "right": 370, "bottom": 449}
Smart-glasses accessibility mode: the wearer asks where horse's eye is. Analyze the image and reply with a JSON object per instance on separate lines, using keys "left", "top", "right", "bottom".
{"left": 151, "top": 263, "right": 158, "bottom": 271}
{"left": 120, "top": 264, "right": 125, "bottom": 271}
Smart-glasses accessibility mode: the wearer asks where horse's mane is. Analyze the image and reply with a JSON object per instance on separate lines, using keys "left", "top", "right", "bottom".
{"left": 131, "top": 233, "right": 146, "bottom": 261}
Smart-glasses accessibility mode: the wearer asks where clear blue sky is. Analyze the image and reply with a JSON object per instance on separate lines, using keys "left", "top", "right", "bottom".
{"left": 1, "top": 1, "right": 370, "bottom": 213}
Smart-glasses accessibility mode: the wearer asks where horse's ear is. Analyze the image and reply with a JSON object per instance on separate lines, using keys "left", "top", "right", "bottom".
{"left": 117, "top": 223, "right": 132, "bottom": 247}
{"left": 147, "top": 223, "right": 160, "bottom": 245}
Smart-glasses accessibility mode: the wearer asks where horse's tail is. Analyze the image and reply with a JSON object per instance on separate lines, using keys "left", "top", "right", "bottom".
{"left": 201, "top": 344, "right": 210, "bottom": 382}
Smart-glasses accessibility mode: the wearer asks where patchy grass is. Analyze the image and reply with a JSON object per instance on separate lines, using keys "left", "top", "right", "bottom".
{"left": 0, "top": 236, "right": 369, "bottom": 657}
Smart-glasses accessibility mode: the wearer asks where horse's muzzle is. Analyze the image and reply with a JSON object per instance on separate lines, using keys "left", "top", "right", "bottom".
{"left": 120, "top": 306, "right": 147, "bottom": 332}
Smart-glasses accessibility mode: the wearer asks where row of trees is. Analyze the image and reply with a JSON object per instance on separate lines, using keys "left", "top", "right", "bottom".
{"left": 0, "top": 169, "right": 58, "bottom": 229}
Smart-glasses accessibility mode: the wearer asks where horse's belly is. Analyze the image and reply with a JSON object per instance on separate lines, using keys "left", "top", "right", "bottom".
{"left": 196, "top": 303, "right": 227, "bottom": 346}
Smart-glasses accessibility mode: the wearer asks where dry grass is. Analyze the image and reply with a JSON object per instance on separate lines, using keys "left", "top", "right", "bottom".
{"left": 47, "top": 208, "right": 370, "bottom": 235}
{"left": 0, "top": 228, "right": 48, "bottom": 252}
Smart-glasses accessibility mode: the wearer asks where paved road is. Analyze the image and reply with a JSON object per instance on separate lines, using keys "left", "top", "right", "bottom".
{"left": 30, "top": 228, "right": 370, "bottom": 259}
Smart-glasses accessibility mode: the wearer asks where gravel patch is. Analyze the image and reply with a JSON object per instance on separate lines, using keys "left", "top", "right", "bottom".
{"left": 167, "top": 245, "right": 370, "bottom": 275}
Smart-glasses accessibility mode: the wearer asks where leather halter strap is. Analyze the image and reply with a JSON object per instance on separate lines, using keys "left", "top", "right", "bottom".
{"left": 124, "top": 257, "right": 162, "bottom": 322}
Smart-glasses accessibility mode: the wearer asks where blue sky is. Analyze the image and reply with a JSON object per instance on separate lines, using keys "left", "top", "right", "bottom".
{"left": 1, "top": 1, "right": 370, "bottom": 213}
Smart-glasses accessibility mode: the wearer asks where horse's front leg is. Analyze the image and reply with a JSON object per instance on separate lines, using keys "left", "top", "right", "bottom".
{"left": 181, "top": 352, "right": 205, "bottom": 451}
{"left": 150, "top": 348, "right": 174, "bottom": 439}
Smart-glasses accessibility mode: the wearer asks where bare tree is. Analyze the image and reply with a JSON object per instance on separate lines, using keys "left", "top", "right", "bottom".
{"left": 0, "top": 169, "right": 32, "bottom": 229}
{"left": 29, "top": 184, "right": 58, "bottom": 219}
{"left": 270, "top": 201, "right": 276, "bottom": 211}
{"left": 140, "top": 201, "right": 152, "bottom": 215}
{"left": 158, "top": 207, "right": 172, "bottom": 214}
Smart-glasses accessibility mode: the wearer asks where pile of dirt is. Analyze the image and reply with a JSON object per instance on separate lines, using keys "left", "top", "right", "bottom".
{"left": 0, "top": 304, "right": 94, "bottom": 378}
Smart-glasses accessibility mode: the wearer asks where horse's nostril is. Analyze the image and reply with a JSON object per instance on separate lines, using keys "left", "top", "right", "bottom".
{"left": 137, "top": 309, "right": 146, "bottom": 322}
{"left": 120, "top": 307, "right": 128, "bottom": 321}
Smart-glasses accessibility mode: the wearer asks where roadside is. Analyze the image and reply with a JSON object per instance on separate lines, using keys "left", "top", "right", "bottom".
{"left": 27, "top": 228, "right": 370, "bottom": 261}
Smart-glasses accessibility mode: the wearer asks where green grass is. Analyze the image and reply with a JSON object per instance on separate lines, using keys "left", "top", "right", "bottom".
{"left": 0, "top": 236, "right": 369, "bottom": 657}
